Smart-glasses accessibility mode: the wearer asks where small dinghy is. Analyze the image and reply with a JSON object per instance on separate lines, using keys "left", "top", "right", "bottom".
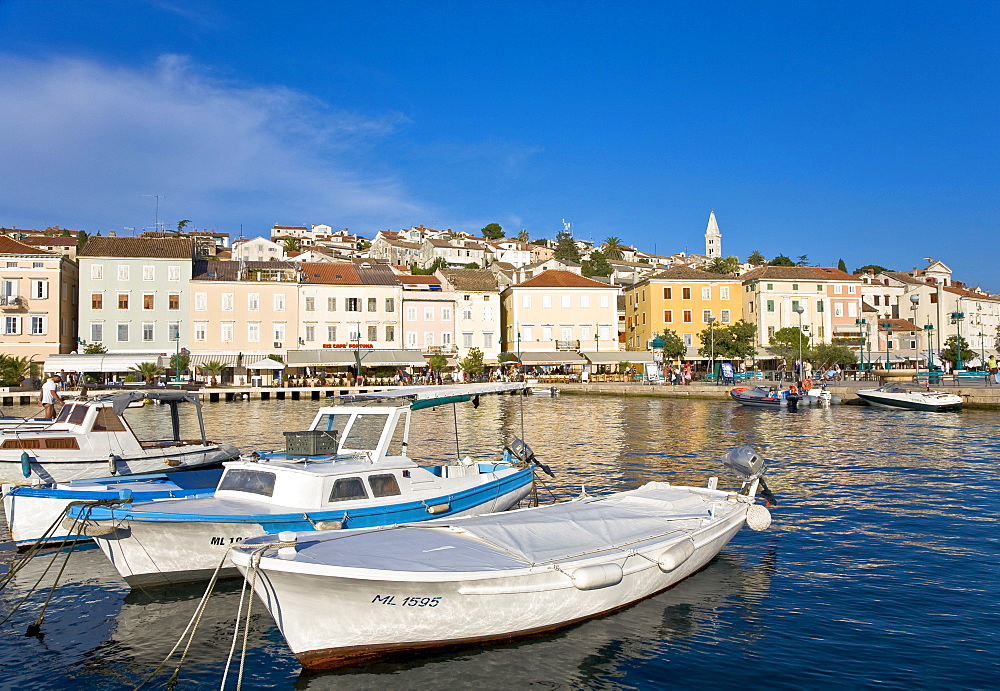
{"left": 731, "top": 384, "right": 839, "bottom": 408}
{"left": 230, "top": 445, "right": 776, "bottom": 670}
{"left": 856, "top": 383, "right": 962, "bottom": 412}
{"left": 69, "top": 383, "right": 542, "bottom": 587}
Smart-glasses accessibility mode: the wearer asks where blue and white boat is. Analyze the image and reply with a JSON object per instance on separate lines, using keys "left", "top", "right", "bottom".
{"left": 69, "top": 383, "right": 541, "bottom": 587}
{"left": 2, "top": 468, "right": 222, "bottom": 548}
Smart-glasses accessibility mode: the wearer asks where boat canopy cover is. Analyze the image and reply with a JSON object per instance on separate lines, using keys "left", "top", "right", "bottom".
{"left": 87, "top": 390, "right": 201, "bottom": 414}
{"left": 288, "top": 484, "right": 714, "bottom": 573}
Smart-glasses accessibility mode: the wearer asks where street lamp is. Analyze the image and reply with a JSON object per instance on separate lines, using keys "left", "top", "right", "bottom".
{"left": 910, "top": 294, "right": 920, "bottom": 379}
{"left": 978, "top": 331, "right": 986, "bottom": 371}
{"left": 951, "top": 312, "right": 966, "bottom": 370}
{"left": 924, "top": 324, "right": 935, "bottom": 370}
{"left": 173, "top": 328, "right": 181, "bottom": 383}
{"left": 881, "top": 321, "right": 893, "bottom": 370}
{"left": 706, "top": 314, "right": 716, "bottom": 383}
{"left": 855, "top": 318, "right": 867, "bottom": 370}
{"left": 794, "top": 305, "right": 805, "bottom": 380}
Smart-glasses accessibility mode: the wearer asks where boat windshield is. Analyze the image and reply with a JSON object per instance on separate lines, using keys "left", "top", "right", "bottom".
{"left": 343, "top": 413, "right": 389, "bottom": 451}
{"left": 218, "top": 468, "right": 277, "bottom": 497}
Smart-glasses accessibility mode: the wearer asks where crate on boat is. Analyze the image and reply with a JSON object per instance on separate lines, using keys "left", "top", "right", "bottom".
{"left": 283, "top": 430, "right": 338, "bottom": 456}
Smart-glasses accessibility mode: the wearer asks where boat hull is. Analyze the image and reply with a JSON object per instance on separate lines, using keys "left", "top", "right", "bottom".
{"left": 856, "top": 391, "right": 963, "bottom": 412}
{"left": 237, "top": 499, "right": 749, "bottom": 669}
{"left": 88, "top": 472, "right": 534, "bottom": 587}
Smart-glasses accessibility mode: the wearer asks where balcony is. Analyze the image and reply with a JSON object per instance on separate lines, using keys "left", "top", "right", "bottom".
{"left": 556, "top": 339, "right": 580, "bottom": 351}
{"left": 0, "top": 295, "right": 23, "bottom": 310}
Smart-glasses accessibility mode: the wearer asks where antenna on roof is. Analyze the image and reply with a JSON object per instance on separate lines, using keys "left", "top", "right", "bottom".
{"left": 141, "top": 194, "right": 166, "bottom": 232}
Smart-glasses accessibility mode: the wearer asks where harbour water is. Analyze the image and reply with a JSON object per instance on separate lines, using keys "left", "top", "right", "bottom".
{"left": 1, "top": 394, "right": 999, "bottom": 689}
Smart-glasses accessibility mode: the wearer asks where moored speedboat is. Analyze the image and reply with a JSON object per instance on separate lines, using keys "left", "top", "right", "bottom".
{"left": 70, "top": 383, "right": 540, "bottom": 587}
{"left": 230, "top": 445, "right": 775, "bottom": 670}
{"left": 856, "top": 383, "right": 963, "bottom": 412}
{"left": 0, "top": 390, "right": 239, "bottom": 484}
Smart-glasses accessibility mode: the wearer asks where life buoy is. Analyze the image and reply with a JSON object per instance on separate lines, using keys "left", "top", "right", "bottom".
{"left": 802, "top": 379, "right": 813, "bottom": 391}
{"left": 788, "top": 385, "right": 798, "bottom": 394}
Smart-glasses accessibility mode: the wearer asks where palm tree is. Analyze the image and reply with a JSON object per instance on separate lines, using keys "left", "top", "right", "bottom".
{"left": 602, "top": 237, "right": 625, "bottom": 260}
{"left": 198, "top": 361, "right": 226, "bottom": 386}
{"left": 0, "top": 355, "right": 32, "bottom": 387}
{"left": 174, "top": 219, "right": 191, "bottom": 236}
{"left": 130, "top": 361, "right": 164, "bottom": 385}
{"left": 516, "top": 229, "right": 530, "bottom": 243}
{"left": 281, "top": 237, "right": 303, "bottom": 253}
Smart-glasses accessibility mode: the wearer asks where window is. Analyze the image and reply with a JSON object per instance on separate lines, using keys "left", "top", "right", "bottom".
{"left": 117, "top": 265, "right": 129, "bottom": 281}
{"left": 424, "top": 331, "right": 434, "bottom": 347}
{"left": 561, "top": 295, "right": 571, "bottom": 308}
{"left": 302, "top": 324, "right": 315, "bottom": 342}
{"left": 874, "top": 296, "right": 881, "bottom": 306}
{"left": 522, "top": 295, "right": 532, "bottom": 308}
{"left": 328, "top": 297, "right": 337, "bottom": 311}
{"left": 542, "top": 295, "right": 552, "bottom": 308}
{"left": 683, "top": 333, "right": 693, "bottom": 346}
{"left": 766, "top": 283, "right": 773, "bottom": 290}
{"left": 406, "top": 306, "right": 417, "bottom": 321}
{"left": 90, "top": 322, "right": 103, "bottom": 342}
{"left": 817, "top": 326, "right": 825, "bottom": 339}
{"left": 424, "top": 307, "right": 434, "bottom": 321}
{"left": 542, "top": 327, "right": 552, "bottom": 341}
{"left": 347, "top": 298, "right": 360, "bottom": 312}
{"left": 702, "top": 287, "right": 711, "bottom": 300}
{"left": 523, "top": 326, "right": 533, "bottom": 341}
{"left": 792, "top": 284, "right": 799, "bottom": 291}
{"left": 30, "top": 316, "right": 46, "bottom": 335}
{"left": 462, "top": 307, "right": 473, "bottom": 321}
{"left": 483, "top": 305, "right": 494, "bottom": 321}
{"left": 848, "top": 302, "right": 858, "bottom": 318}
{"left": 194, "top": 323, "right": 207, "bottom": 341}
{"left": 664, "top": 310, "right": 673, "bottom": 322}
{"left": 887, "top": 339, "right": 895, "bottom": 350}
{"left": 834, "top": 284, "right": 843, "bottom": 294}
{"left": 168, "top": 266, "right": 180, "bottom": 281}
{"left": 910, "top": 339, "right": 917, "bottom": 349}
{"left": 92, "top": 293, "right": 103, "bottom": 310}
{"left": 195, "top": 293, "right": 207, "bottom": 311}
{"left": 720, "top": 286, "right": 730, "bottom": 300}
{"left": 168, "top": 322, "right": 179, "bottom": 341}
{"left": 463, "top": 333, "right": 474, "bottom": 347}
{"left": 248, "top": 323, "right": 260, "bottom": 342}
{"left": 143, "top": 294, "right": 154, "bottom": 310}
{"left": 791, "top": 300, "right": 800, "bottom": 312}
{"left": 221, "top": 323, "right": 234, "bottom": 342}
{"left": 274, "top": 323, "right": 286, "bottom": 343}
{"left": 385, "top": 298, "right": 394, "bottom": 312}
{"left": 703, "top": 310, "right": 712, "bottom": 322}
{"left": 143, "top": 265, "right": 154, "bottom": 281}
{"left": 817, "top": 300, "right": 825, "bottom": 312}
{"left": 441, "top": 332, "right": 451, "bottom": 346}
{"left": 248, "top": 293, "right": 260, "bottom": 311}
{"left": 117, "top": 323, "right": 129, "bottom": 342}
{"left": 385, "top": 325, "right": 395, "bottom": 342}
{"left": 365, "top": 297, "right": 376, "bottom": 312}
{"left": 168, "top": 294, "right": 179, "bottom": 310}
{"left": 581, "top": 295, "right": 590, "bottom": 308}
{"left": 683, "top": 310, "right": 692, "bottom": 323}
{"left": 847, "top": 285, "right": 856, "bottom": 294}
{"left": 682, "top": 287, "right": 691, "bottom": 299}
{"left": 369, "top": 474, "right": 401, "bottom": 498}
{"left": 219, "top": 469, "right": 276, "bottom": 497}
{"left": 274, "top": 294, "right": 285, "bottom": 311}
{"left": 117, "top": 293, "right": 129, "bottom": 309}
{"left": 305, "top": 297, "right": 315, "bottom": 312}
{"left": 329, "top": 477, "right": 368, "bottom": 502}
{"left": 222, "top": 293, "right": 234, "bottom": 311}
{"left": 767, "top": 300, "right": 775, "bottom": 312}
{"left": 483, "top": 332, "right": 494, "bottom": 347}
{"left": 367, "top": 325, "right": 377, "bottom": 341}
{"left": 30, "top": 280, "right": 48, "bottom": 299}
{"left": 142, "top": 322, "right": 154, "bottom": 341}
{"left": 721, "top": 309, "right": 731, "bottom": 323}
{"left": 817, "top": 284, "right": 824, "bottom": 292}
{"left": 663, "top": 287, "right": 672, "bottom": 299}
{"left": 768, "top": 325, "right": 776, "bottom": 340}
{"left": 328, "top": 325, "right": 337, "bottom": 342}
{"left": 5, "top": 261, "right": 15, "bottom": 268}
{"left": 600, "top": 295, "right": 609, "bottom": 308}
{"left": 91, "top": 264, "right": 103, "bottom": 280}
{"left": 406, "top": 331, "right": 418, "bottom": 347}
{"left": 834, "top": 302, "right": 844, "bottom": 317}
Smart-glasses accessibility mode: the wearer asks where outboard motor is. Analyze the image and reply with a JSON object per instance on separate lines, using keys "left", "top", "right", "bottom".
{"left": 505, "top": 438, "right": 554, "bottom": 477}
{"left": 720, "top": 445, "right": 777, "bottom": 506}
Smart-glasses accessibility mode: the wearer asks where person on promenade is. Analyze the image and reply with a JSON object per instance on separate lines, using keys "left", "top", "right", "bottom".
{"left": 987, "top": 355, "right": 997, "bottom": 386}
{"left": 39, "top": 373, "right": 63, "bottom": 419}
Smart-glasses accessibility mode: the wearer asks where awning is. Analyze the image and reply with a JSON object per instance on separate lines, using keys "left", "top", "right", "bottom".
{"left": 286, "top": 349, "right": 427, "bottom": 367}
{"left": 582, "top": 351, "right": 656, "bottom": 364}
{"left": 517, "top": 352, "right": 587, "bottom": 366}
{"left": 43, "top": 353, "right": 164, "bottom": 374}
{"left": 187, "top": 354, "right": 242, "bottom": 367}
{"left": 246, "top": 357, "right": 286, "bottom": 370}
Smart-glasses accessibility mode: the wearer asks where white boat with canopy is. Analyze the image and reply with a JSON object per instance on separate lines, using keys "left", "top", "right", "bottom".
{"left": 69, "top": 383, "right": 542, "bottom": 587}
{"left": 0, "top": 390, "right": 239, "bottom": 484}
{"left": 230, "top": 446, "right": 775, "bottom": 670}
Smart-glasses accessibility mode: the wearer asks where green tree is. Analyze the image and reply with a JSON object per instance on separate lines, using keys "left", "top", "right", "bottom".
{"left": 169, "top": 353, "right": 190, "bottom": 379}
{"left": 412, "top": 257, "right": 447, "bottom": 274}
{"left": 198, "top": 360, "right": 226, "bottom": 386}
{"left": 853, "top": 264, "right": 890, "bottom": 275}
{"left": 837, "top": 258, "right": 848, "bottom": 273}
{"left": 939, "top": 335, "right": 975, "bottom": 369}
{"left": 795, "top": 255, "right": 810, "bottom": 266}
{"left": 769, "top": 254, "right": 795, "bottom": 267}
{"left": 812, "top": 343, "right": 858, "bottom": 367}
{"left": 464, "top": 262, "right": 480, "bottom": 269}
{"left": 696, "top": 320, "right": 758, "bottom": 362}
{"left": 282, "top": 236, "right": 303, "bottom": 253}
{"left": 459, "top": 347, "right": 485, "bottom": 377}
{"left": 175, "top": 219, "right": 191, "bottom": 236}
{"left": 582, "top": 250, "right": 613, "bottom": 277}
{"left": 481, "top": 223, "right": 504, "bottom": 240}
{"left": 601, "top": 237, "right": 625, "bottom": 260}
{"left": 705, "top": 255, "right": 741, "bottom": 276}
{"left": 516, "top": 229, "right": 530, "bottom": 243}
{"left": 769, "top": 326, "right": 813, "bottom": 365}
{"left": 130, "top": 361, "right": 164, "bottom": 384}
{"left": 83, "top": 342, "right": 107, "bottom": 354}
{"left": 76, "top": 230, "right": 90, "bottom": 250}
{"left": 0, "top": 355, "right": 32, "bottom": 386}
{"left": 656, "top": 329, "right": 687, "bottom": 361}
{"left": 530, "top": 238, "right": 549, "bottom": 246}
{"left": 747, "top": 250, "right": 766, "bottom": 265}
{"left": 553, "top": 230, "right": 581, "bottom": 263}
{"left": 428, "top": 353, "right": 448, "bottom": 374}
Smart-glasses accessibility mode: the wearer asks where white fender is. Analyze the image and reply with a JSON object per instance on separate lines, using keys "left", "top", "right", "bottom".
{"left": 570, "top": 563, "right": 623, "bottom": 590}
{"left": 746, "top": 504, "right": 772, "bottom": 531}
{"left": 656, "top": 538, "right": 696, "bottom": 572}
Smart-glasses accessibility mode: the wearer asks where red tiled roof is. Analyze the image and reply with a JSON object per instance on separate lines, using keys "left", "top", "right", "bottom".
{"left": 299, "top": 262, "right": 361, "bottom": 284}
{"left": 0, "top": 237, "right": 56, "bottom": 255}
{"left": 19, "top": 236, "right": 77, "bottom": 246}
{"left": 79, "top": 236, "right": 194, "bottom": 259}
{"left": 517, "top": 270, "right": 615, "bottom": 288}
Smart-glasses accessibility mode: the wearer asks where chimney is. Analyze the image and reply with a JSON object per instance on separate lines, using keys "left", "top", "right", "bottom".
{"left": 109, "top": 230, "right": 117, "bottom": 237}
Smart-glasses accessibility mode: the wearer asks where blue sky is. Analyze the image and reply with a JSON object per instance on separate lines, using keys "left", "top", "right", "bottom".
{"left": 0, "top": 1, "right": 997, "bottom": 288}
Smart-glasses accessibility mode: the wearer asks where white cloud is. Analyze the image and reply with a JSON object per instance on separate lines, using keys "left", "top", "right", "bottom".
{"left": 0, "top": 54, "right": 425, "bottom": 233}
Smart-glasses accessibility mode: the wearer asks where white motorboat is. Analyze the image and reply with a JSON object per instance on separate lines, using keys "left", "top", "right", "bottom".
{"left": 856, "top": 383, "right": 963, "bottom": 412}
{"left": 0, "top": 390, "right": 240, "bottom": 484}
{"left": 230, "top": 445, "right": 775, "bottom": 670}
{"left": 0, "top": 409, "right": 56, "bottom": 432}
{"left": 69, "top": 383, "right": 540, "bottom": 587}
{"left": 528, "top": 386, "right": 560, "bottom": 396}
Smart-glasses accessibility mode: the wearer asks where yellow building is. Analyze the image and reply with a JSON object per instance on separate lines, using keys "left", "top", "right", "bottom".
{"left": 624, "top": 267, "right": 743, "bottom": 357}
